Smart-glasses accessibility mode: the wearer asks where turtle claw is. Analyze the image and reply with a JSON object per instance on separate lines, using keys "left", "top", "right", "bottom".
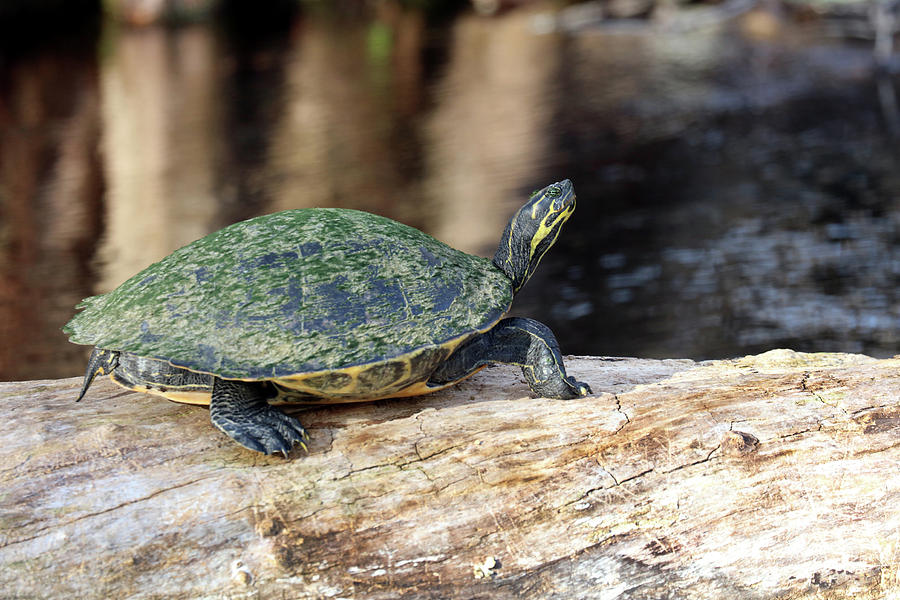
{"left": 569, "top": 377, "right": 592, "bottom": 397}
{"left": 214, "top": 407, "right": 308, "bottom": 456}
{"left": 527, "top": 373, "right": 592, "bottom": 400}
{"left": 210, "top": 379, "right": 309, "bottom": 456}
{"left": 552, "top": 376, "right": 592, "bottom": 400}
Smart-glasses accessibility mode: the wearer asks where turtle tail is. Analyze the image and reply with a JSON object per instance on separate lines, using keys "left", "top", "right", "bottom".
{"left": 76, "top": 348, "right": 119, "bottom": 402}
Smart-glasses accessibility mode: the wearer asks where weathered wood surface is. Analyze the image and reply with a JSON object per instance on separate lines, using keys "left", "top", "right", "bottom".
{"left": 2, "top": 350, "right": 900, "bottom": 599}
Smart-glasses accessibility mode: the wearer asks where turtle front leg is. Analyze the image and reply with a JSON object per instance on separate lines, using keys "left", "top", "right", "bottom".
{"left": 429, "top": 317, "right": 591, "bottom": 399}
{"left": 209, "top": 379, "right": 309, "bottom": 456}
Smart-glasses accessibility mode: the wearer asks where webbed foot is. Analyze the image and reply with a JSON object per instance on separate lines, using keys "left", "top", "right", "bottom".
{"left": 210, "top": 379, "right": 309, "bottom": 456}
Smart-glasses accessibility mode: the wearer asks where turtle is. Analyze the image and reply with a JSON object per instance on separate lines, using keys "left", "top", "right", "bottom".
{"left": 65, "top": 179, "right": 592, "bottom": 455}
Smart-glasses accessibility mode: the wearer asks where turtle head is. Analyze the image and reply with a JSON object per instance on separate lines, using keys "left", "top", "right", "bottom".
{"left": 492, "top": 179, "right": 577, "bottom": 294}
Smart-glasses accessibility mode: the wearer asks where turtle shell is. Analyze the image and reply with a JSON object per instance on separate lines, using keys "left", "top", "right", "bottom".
{"left": 65, "top": 209, "right": 513, "bottom": 395}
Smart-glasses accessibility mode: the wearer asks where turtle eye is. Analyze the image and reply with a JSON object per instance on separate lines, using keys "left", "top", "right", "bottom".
{"left": 547, "top": 187, "right": 561, "bottom": 198}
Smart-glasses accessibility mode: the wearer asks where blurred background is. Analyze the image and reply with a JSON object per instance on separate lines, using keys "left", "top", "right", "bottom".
{"left": 0, "top": 0, "right": 898, "bottom": 382}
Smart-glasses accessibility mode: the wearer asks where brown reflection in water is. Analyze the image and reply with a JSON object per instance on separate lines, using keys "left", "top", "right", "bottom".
{"left": 0, "top": 48, "right": 104, "bottom": 380}
{"left": 0, "top": 4, "right": 566, "bottom": 380}
{"left": 266, "top": 8, "right": 427, "bottom": 224}
{"left": 98, "top": 26, "right": 220, "bottom": 292}
{"left": 95, "top": 4, "right": 562, "bottom": 297}
{"left": 422, "top": 8, "right": 561, "bottom": 256}
{"left": 267, "top": 5, "right": 561, "bottom": 254}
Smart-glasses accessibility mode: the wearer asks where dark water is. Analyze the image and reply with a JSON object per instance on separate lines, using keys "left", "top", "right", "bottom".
{"left": 1, "top": 3, "right": 898, "bottom": 381}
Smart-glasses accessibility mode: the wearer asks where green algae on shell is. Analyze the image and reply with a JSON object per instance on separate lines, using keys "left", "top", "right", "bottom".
{"left": 64, "top": 209, "right": 513, "bottom": 380}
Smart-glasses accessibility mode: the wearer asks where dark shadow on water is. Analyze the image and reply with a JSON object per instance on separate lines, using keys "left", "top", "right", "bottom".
{"left": 519, "top": 73, "right": 900, "bottom": 360}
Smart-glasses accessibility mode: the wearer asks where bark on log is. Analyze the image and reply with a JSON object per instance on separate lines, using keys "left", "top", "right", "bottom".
{"left": 2, "top": 350, "right": 900, "bottom": 599}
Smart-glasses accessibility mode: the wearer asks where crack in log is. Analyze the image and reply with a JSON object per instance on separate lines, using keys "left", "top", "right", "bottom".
{"left": 320, "top": 425, "right": 578, "bottom": 505}
{"left": 292, "top": 502, "right": 332, "bottom": 523}
{"left": 613, "top": 467, "right": 656, "bottom": 486}
{"left": 808, "top": 390, "right": 849, "bottom": 415}
{"left": 340, "top": 430, "right": 597, "bottom": 485}
{"left": 431, "top": 473, "right": 476, "bottom": 495}
{"left": 660, "top": 444, "right": 721, "bottom": 475}
{"left": 0, "top": 474, "right": 218, "bottom": 549}
{"left": 413, "top": 464, "right": 435, "bottom": 484}
{"left": 466, "top": 435, "right": 593, "bottom": 470}
{"left": 568, "top": 443, "right": 722, "bottom": 509}
{"left": 312, "top": 442, "right": 497, "bottom": 510}
{"left": 850, "top": 403, "right": 896, "bottom": 416}
{"left": 195, "top": 504, "right": 253, "bottom": 528}
{"left": 338, "top": 460, "right": 402, "bottom": 479}
{"left": 613, "top": 394, "right": 631, "bottom": 435}
{"left": 800, "top": 372, "right": 850, "bottom": 416}
{"left": 560, "top": 464, "right": 621, "bottom": 509}
{"left": 336, "top": 422, "right": 496, "bottom": 480}
{"left": 777, "top": 422, "right": 824, "bottom": 440}
{"left": 411, "top": 439, "right": 470, "bottom": 466}
{"left": 601, "top": 465, "right": 620, "bottom": 487}
{"left": 319, "top": 417, "right": 484, "bottom": 482}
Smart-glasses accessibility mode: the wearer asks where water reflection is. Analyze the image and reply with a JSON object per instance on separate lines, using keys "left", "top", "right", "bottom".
{"left": 516, "top": 27, "right": 900, "bottom": 359}
{"left": 267, "top": 11, "right": 425, "bottom": 219}
{"left": 0, "top": 35, "right": 103, "bottom": 381}
{"left": 0, "top": 3, "right": 898, "bottom": 381}
{"left": 99, "top": 26, "right": 220, "bottom": 291}
{"left": 422, "top": 10, "right": 562, "bottom": 255}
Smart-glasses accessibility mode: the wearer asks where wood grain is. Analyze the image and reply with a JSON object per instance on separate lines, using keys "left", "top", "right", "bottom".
{"left": 2, "top": 350, "right": 899, "bottom": 599}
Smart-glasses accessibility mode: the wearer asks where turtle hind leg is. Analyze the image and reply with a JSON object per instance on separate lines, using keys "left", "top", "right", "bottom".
{"left": 209, "top": 378, "right": 309, "bottom": 456}
{"left": 76, "top": 348, "right": 119, "bottom": 402}
{"left": 429, "top": 317, "right": 591, "bottom": 400}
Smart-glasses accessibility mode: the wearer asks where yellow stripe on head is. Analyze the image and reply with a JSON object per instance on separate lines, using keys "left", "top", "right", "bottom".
{"left": 492, "top": 179, "right": 578, "bottom": 293}
{"left": 529, "top": 200, "right": 575, "bottom": 262}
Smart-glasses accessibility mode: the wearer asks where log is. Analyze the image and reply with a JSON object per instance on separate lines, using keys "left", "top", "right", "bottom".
{"left": 2, "top": 350, "right": 900, "bottom": 599}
